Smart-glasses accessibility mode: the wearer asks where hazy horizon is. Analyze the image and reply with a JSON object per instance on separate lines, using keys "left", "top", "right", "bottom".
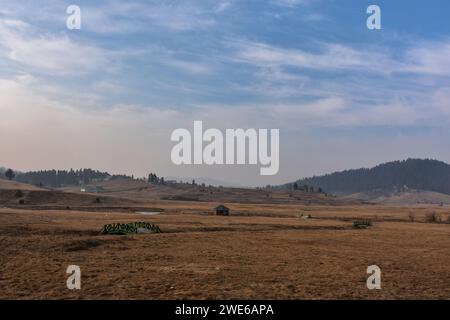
{"left": 3, "top": 157, "right": 449, "bottom": 188}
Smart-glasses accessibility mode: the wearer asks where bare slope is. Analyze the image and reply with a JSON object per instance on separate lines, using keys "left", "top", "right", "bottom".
{"left": 60, "top": 179, "right": 362, "bottom": 205}
{"left": 0, "top": 189, "right": 140, "bottom": 208}
{"left": 0, "top": 179, "right": 46, "bottom": 191}
{"left": 346, "top": 188, "right": 450, "bottom": 205}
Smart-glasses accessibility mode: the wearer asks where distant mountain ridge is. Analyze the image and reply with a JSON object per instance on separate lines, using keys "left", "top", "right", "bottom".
{"left": 290, "top": 159, "right": 450, "bottom": 195}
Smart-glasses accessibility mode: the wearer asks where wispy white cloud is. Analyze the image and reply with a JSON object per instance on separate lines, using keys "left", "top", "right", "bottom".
{"left": 78, "top": 1, "right": 218, "bottom": 33}
{"left": 230, "top": 38, "right": 450, "bottom": 77}
{"left": 164, "top": 58, "right": 212, "bottom": 74}
{"left": 0, "top": 18, "right": 109, "bottom": 75}
{"left": 215, "top": 1, "right": 232, "bottom": 13}
{"left": 230, "top": 40, "right": 396, "bottom": 74}
{"left": 192, "top": 95, "right": 444, "bottom": 129}
{"left": 403, "top": 40, "right": 450, "bottom": 75}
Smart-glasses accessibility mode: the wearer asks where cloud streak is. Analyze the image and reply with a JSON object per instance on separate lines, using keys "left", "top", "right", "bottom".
{"left": 229, "top": 38, "right": 450, "bottom": 77}
{"left": 0, "top": 18, "right": 110, "bottom": 75}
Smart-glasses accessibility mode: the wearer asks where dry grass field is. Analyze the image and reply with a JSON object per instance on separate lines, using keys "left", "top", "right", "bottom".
{"left": 1, "top": 196, "right": 450, "bottom": 300}
{"left": 59, "top": 179, "right": 361, "bottom": 205}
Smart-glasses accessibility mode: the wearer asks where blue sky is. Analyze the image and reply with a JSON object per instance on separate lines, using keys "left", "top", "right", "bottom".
{"left": 1, "top": 0, "right": 450, "bottom": 185}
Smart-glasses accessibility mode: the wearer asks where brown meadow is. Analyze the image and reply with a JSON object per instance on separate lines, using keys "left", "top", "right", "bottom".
{"left": 1, "top": 198, "right": 449, "bottom": 299}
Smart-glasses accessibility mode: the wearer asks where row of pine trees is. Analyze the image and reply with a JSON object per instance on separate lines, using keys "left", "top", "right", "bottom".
{"left": 14, "top": 169, "right": 110, "bottom": 187}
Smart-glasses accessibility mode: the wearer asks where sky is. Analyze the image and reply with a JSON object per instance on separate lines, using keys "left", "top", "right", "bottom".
{"left": 1, "top": 0, "right": 450, "bottom": 186}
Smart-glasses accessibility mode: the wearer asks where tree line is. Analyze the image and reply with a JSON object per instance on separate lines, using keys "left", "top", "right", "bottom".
{"left": 13, "top": 169, "right": 111, "bottom": 187}
{"left": 2, "top": 167, "right": 171, "bottom": 188}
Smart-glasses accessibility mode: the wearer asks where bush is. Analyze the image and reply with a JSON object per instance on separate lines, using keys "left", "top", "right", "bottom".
{"left": 408, "top": 212, "right": 415, "bottom": 222}
{"left": 5, "top": 169, "right": 15, "bottom": 181}
{"left": 101, "top": 222, "right": 161, "bottom": 235}
{"left": 353, "top": 220, "right": 372, "bottom": 229}
{"left": 425, "top": 212, "right": 438, "bottom": 223}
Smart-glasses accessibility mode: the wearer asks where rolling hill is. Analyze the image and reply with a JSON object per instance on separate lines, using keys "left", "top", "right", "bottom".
{"left": 59, "top": 178, "right": 358, "bottom": 205}
{"left": 0, "top": 179, "right": 46, "bottom": 191}
{"left": 343, "top": 187, "right": 450, "bottom": 205}
{"left": 290, "top": 159, "right": 450, "bottom": 197}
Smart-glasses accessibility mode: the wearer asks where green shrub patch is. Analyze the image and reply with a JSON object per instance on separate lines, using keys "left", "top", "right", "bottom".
{"left": 353, "top": 220, "right": 373, "bottom": 229}
{"left": 101, "top": 222, "right": 161, "bottom": 235}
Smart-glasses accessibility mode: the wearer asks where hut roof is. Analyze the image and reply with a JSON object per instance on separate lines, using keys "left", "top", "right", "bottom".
{"left": 215, "top": 204, "right": 229, "bottom": 210}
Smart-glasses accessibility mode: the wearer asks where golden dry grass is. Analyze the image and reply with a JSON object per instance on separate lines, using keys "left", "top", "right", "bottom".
{"left": 0, "top": 179, "right": 45, "bottom": 191}
{"left": 1, "top": 202, "right": 450, "bottom": 300}
{"left": 59, "top": 178, "right": 361, "bottom": 205}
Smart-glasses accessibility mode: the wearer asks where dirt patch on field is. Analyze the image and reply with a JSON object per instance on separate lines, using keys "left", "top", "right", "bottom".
{"left": 63, "top": 239, "right": 105, "bottom": 252}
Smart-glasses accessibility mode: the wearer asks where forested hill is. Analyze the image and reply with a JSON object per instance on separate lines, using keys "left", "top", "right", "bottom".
{"left": 290, "top": 159, "right": 450, "bottom": 195}
{"left": 1, "top": 168, "right": 155, "bottom": 188}
{"left": 14, "top": 169, "right": 111, "bottom": 187}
